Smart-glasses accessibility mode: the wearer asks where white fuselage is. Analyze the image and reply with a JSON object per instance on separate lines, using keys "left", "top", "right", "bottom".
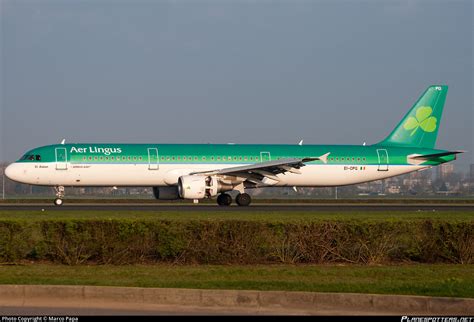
{"left": 5, "top": 161, "right": 426, "bottom": 187}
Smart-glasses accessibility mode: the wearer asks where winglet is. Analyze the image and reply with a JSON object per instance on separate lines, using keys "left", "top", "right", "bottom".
{"left": 318, "top": 152, "right": 330, "bottom": 164}
{"left": 302, "top": 152, "right": 331, "bottom": 164}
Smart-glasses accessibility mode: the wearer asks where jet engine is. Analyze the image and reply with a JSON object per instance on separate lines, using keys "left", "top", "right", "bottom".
{"left": 178, "top": 175, "right": 232, "bottom": 199}
{"left": 152, "top": 186, "right": 180, "bottom": 200}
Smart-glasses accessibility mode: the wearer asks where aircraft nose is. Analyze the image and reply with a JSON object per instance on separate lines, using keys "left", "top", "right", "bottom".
{"left": 5, "top": 163, "right": 22, "bottom": 182}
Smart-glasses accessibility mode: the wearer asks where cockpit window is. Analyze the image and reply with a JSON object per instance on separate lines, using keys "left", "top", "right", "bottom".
{"left": 20, "top": 154, "right": 41, "bottom": 161}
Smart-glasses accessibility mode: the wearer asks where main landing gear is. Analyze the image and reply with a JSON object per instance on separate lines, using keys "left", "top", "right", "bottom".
{"left": 235, "top": 193, "right": 251, "bottom": 207}
{"left": 217, "top": 193, "right": 232, "bottom": 206}
{"left": 54, "top": 186, "right": 65, "bottom": 206}
{"left": 216, "top": 192, "right": 252, "bottom": 207}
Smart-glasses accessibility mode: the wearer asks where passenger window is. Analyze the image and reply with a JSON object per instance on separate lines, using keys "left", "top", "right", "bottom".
{"left": 139, "top": 156, "right": 143, "bottom": 161}
{"left": 35, "top": 155, "right": 41, "bottom": 161}
{"left": 133, "top": 156, "right": 137, "bottom": 161}
{"left": 111, "top": 156, "right": 114, "bottom": 160}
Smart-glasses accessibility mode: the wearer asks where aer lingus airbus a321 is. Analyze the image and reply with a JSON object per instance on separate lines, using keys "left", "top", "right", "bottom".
{"left": 5, "top": 85, "right": 463, "bottom": 206}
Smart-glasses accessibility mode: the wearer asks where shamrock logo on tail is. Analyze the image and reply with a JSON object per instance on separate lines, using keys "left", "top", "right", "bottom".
{"left": 403, "top": 106, "right": 437, "bottom": 136}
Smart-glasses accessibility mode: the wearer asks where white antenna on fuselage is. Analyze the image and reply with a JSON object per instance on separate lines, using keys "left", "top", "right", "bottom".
{"left": 298, "top": 140, "right": 303, "bottom": 146}
{"left": 60, "top": 139, "right": 66, "bottom": 145}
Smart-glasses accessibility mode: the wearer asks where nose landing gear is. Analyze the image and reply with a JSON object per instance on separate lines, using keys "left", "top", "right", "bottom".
{"left": 54, "top": 186, "right": 65, "bottom": 206}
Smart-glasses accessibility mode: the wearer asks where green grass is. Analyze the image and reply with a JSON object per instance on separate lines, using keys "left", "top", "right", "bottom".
{"left": 0, "top": 210, "right": 472, "bottom": 222}
{"left": 0, "top": 264, "right": 472, "bottom": 298}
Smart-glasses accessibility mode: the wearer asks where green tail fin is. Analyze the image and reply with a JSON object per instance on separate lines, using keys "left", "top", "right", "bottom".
{"left": 377, "top": 85, "right": 448, "bottom": 148}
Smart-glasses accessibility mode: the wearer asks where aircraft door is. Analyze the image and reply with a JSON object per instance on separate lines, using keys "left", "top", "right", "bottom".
{"left": 376, "top": 149, "right": 389, "bottom": 171}
{"left": 260, "top": 152, "right": 271, "bottom": 162}
{"left": 55, "top": 147, "right": 68, "bottom": 170}
{"left": 148, "top": 148, "right": 159, "bottom": 170}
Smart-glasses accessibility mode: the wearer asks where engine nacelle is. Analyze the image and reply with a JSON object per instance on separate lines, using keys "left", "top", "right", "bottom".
{"left": 178, "top": 175, "right": 221, "bottom": 199}
{"left": 152, "top": 186, "right": 180, "bottom": 200}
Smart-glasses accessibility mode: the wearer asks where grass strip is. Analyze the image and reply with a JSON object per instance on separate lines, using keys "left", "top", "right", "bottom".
{"left": 0, "top": 210, "right": 473, "bottom": 222}
{"left": 0, "top": 264, "right": 472, "bottom": 298}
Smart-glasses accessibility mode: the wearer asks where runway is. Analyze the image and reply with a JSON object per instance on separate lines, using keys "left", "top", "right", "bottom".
{"left": 0, "top": 203, "right": 473, "bottom": 211}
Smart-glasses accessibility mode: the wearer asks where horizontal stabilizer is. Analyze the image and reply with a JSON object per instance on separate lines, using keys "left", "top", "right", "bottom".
{"left": 407, "top": 151, "right": 465, "bottom": 165}
{"left": 410, "top": 151, "right": 465, "bottom": 160}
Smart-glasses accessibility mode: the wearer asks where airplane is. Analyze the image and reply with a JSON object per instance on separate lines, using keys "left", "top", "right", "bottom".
{"left": 5, "top": 85, "right": 463, "bottom": 206}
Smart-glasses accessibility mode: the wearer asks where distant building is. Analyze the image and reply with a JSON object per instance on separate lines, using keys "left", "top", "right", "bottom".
{"left": 409, "top": 171, "right": 422, "bottom": 179}
{"left": 387, "top": 185, "right": 401, "bottom": 194}
{"left": 470, "top": 164, "right": 474, "bottom": 182}
{"left": 437, "top": 163, "right": 454, "bottom": 180}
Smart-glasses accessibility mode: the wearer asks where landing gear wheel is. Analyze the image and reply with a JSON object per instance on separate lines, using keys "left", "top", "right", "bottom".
{"left": 53, "top": 186, "right": 65, "bottom": 206}
{"left": 236, "top": 193, "right": 251, "bottom": 207}
{"left": 217, "top": 193, "right": 232, "bottom": 206}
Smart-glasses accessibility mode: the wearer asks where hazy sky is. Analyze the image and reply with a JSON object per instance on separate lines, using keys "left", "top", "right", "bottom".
{"left": 1, "top": 0, "right": 472, "bottom": 169}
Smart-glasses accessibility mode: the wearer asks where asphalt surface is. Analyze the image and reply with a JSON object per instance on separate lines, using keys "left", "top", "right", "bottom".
{"left": 0, "top": 305, "right": 383, "bottom": 316}
{"left": 0, "top": 203, "right": 473, "bottom": 211}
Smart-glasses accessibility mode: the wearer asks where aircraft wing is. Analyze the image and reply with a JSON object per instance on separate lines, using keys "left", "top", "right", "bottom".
{"left": 190, "top": 153, "right": 330, "bottom": 185}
